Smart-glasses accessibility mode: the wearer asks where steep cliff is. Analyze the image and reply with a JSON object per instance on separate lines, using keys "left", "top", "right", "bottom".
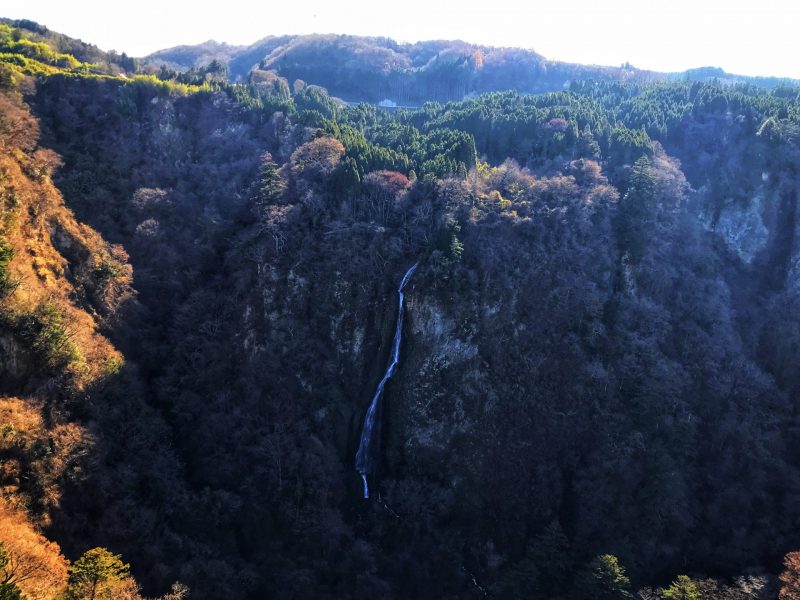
{"left": 0, "top": 75, "right": 133, "bottom": 598}
{"left": 3, "top": 19, "right": 800, "bottom": 599}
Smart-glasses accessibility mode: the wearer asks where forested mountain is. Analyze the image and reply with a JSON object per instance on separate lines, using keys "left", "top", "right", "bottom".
{"left": 2, "top": 17, "right": 800, "bottom": 600}
{"left": 143, "top": 33, "right": 798, "bottom": 103}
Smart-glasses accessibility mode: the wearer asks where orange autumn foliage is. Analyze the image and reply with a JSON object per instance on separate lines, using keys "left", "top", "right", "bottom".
{"left": 0, "top": 397, "right": 92, "bottom": 524}
{"left": 0, "top": 500, "right": 68, "bottom": 600}
{"left": 780, "top": 552, "right": 800, "bottom": 600}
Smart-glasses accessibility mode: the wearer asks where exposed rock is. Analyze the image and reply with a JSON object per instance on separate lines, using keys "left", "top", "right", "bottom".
{"left": 709, "top": 195, "right": 770, "bottom": 263}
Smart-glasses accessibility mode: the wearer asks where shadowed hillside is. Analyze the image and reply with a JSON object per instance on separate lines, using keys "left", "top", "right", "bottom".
{"left": 2, "top": 17, "right": 800, "bottom": 600}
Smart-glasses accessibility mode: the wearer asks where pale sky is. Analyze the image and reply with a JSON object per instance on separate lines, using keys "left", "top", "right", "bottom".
{"left": 5, "top": 0, "right": 800, "bottom": 78}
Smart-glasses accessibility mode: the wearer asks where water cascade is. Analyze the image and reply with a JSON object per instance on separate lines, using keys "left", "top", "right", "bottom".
{"left": 355, "top": 263, "right": 418, "bottom": 498}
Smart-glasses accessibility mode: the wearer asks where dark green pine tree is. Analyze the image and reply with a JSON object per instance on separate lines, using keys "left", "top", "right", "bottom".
{"left": 252, "top": 152, "right": 286, "bottom": 216}
{"left": 662, "top": 575, "right": 701, "bottom": 600}
{"left": 66, "top": 547, "right": 130, "bottom": 600}
{"left": 0, "top": 583, "right": 22, "bottom": 600}
{"left": 617, "top": 155, "right": 656, "bottom": 263}
{"left": 331, "top": 156, "right": 361, "bottom": 197}
{"left": 573, "top": 554, "right": 633, "bottom": 600}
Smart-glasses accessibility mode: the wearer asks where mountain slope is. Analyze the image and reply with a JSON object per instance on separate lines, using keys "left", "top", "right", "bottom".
{"left": 143, "top": 33, "right": 799, "bottom": 103}
{"left": 3, "top": 17, "right": 800, "bottom": 600}
{"left": 0, "top": 58, "right": 134, "bottom": 599}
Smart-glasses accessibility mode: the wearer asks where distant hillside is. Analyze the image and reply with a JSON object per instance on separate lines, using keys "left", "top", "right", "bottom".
{"left": 142, "top": 39, "right": 246, "bottom": 72}
{"left": 143, "top": 34, "right": 651, "bottom": 102}
{"left": 1, "top": 17, "right": 136, "bottom": 73}
{"left": 143, "top": 33, "right": 799, "bottom": 103}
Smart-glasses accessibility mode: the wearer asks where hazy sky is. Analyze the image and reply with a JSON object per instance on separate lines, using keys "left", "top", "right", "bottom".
{"left": 6, "top": 0, "right": 800, "bottom": 78}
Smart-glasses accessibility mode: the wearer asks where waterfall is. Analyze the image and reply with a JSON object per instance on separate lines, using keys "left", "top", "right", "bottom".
{"left": 355, "top": 263, "right": 418, "bottom": 499}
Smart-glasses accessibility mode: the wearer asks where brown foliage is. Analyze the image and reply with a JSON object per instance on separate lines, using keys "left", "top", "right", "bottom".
{"left": 0, "top": 397, "right": 92, "bottom": 523}
{"left": 0, "top": 499, "right": 68, "bottom": 600}
{"left": 0, "top": 93, "right": 39, "bottom": 152}
{"left": 362, "top": 170, "right": 411, "bottom": 224}
{"left": 363, "top": 170, "right": 410, "bottom": 196}
{"left": 249, "top": 69, "right": 290, "bottom": 99}
{"left": 25, "top": 148, "right": 63, "bottom": 181}
{"left": 288, "top": 137, "right": 345, "bottom": 200}
{"left": 0, "top": 90, "right": 129, "bottom": 389}
{"left": 780, "top": 552, "right": 800, "bottom": 600}
{"left": 290, "top": 137, "right": 345, "bottom": 177}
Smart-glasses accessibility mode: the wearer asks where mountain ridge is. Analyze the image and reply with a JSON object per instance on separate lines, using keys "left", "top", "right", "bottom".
{"left": 143, "top": 32, "right": 799, "bottom": 102}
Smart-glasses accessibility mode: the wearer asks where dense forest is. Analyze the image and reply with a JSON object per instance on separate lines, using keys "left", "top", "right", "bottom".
{"left": 2, "top": 16, "right": 800, "bottom": 600}
{"left": 142, "top": 33, "right": 797, "bottom": 104}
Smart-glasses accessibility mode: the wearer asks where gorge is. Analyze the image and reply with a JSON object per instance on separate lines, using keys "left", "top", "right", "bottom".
{"left": 1, "top": 16, "right": 800, "bottom": 600}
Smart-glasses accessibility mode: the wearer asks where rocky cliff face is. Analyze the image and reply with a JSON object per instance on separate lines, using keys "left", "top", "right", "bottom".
{"left": 704, "top": 193, "right": 770, "bottom": 263}
{"left": 238, "top": 154, "right": 800, "bottom": 591}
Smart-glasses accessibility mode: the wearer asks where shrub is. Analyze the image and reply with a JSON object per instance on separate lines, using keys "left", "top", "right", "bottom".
{"left": 0, "top": 237, "right": 15, "bottom": 297}
{"left": 15, "top": 302, "right": 80, "bottom": 369}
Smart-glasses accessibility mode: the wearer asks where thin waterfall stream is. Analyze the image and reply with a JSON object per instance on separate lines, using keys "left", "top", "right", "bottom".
{"left": 355, "top": 263, "right": 418, "bottom": 498}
